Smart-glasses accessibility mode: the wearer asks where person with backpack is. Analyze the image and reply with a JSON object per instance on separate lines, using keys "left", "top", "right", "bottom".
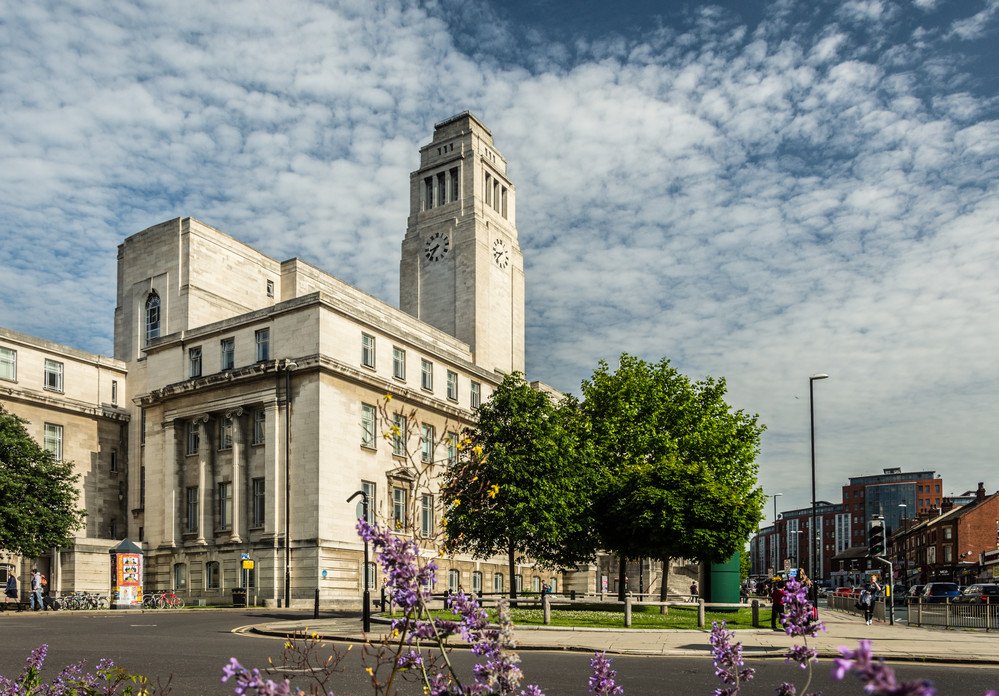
{"left": 859, "top": 575, "right": 882, "bottom": 625}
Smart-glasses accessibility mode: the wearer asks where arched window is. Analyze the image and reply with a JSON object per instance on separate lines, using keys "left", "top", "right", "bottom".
{"left": 145, "top": 292, "right": 161, "bottom": 342}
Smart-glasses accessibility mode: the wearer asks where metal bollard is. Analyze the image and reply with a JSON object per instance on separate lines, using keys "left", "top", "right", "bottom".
{"left": 624, "top": 596, "right": 632, "bottom": 627}
{"left": 571, "top": 590, "right": 576, "bottom": 600}
{"left": 751, "top": 599, "right": 759, "bottom": 628}
{"left": 314, "top": 588, "right": 319, "bottom": 619}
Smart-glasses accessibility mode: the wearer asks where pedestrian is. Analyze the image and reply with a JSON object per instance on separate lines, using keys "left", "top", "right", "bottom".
{"left": 4, "top": 574, "right": 17, "bottom": 607}
{"left": 689, "top": 580, "right": 699, "bottom": 603}
{"left": 770, "top": 577, "right": 786, "bottom": 631}
{"left": 739, "top": 582, "right": 749, "bottom": 604}
{"left": 30, "top": 568, "right": 43, "bottom": 611}
{"left": 859, "top": 575, "right": 882, "bottom": 625}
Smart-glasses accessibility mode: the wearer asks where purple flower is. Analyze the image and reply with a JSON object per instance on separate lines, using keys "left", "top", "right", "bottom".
{"left": 357, "top": 519, "right": 437, "bottom": 613}
{"left": 588, "top": 652, "right": 624, "bottom": 695}
{"left": 779, "top": 580, "right": 824, "bottom": 638}
{"left": 221, "top": 656, "right": 300, "bottom": 695}
{"left": 833, "top": 640, "right": 936, "bottom": 695}
{"left": 709, "top": 622, "right": 754, "bottom": 695}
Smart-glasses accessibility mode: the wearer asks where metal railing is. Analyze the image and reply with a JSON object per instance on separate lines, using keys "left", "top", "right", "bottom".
{"left": 825, "top": 594, "right": 886, "bottom": 622}
{"left": 908, "top": 599, "right": 999, "bottom": 630}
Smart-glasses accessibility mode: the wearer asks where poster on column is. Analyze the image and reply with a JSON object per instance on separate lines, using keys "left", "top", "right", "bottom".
{"left": 109, "top": 539, "right": 144, "bottom": 609}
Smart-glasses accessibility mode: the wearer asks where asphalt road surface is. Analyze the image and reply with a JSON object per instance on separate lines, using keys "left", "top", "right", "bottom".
{"left": 1, "top": 609, "right": 997, "bottom": 694}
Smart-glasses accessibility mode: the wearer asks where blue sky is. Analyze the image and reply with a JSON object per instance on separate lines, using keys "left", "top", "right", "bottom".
{"left": 2, "top": 0, "right": 997, "bottom": 519}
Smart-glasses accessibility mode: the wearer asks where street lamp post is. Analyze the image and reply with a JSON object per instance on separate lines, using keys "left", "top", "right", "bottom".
{"left": 346, "top": 490, "right": 371, "bottom": 633}
{"left": 282, "top": 359, "right": 298, "bottom": 608}
{"left": 809, "top": 373, "right": 829, "bottom": 582}
{"left": 771, "top": 493, "right": 783, "bottom": 575}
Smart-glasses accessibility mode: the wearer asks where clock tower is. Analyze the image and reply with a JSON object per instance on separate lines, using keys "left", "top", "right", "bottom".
{"left": 400, "top": 112, "right": 525, "bottom": 375}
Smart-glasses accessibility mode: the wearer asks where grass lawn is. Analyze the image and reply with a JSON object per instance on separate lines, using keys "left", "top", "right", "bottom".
{"left": 388, "top": 603, "right": 768, "bottom": 630}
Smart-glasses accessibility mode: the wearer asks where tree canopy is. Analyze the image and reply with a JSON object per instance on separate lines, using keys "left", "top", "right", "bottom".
{"left": 439, "top": 373, "right": 597, "bottom": 594}
{"left": 0, "top": 405, "right": 85, "bottom": 557}
{"left": 581, "top": 354, "right": 765, "bottom": 573}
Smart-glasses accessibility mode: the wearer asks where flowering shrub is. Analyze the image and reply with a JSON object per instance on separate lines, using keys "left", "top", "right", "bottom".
{"left": 0, "top": 644, "right": 167, "bottom": 695}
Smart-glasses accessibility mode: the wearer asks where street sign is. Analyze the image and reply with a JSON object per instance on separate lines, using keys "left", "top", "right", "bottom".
{"left": 242, "top": 560, "right": 254, "bottom": 570}
{"left": 241, "top": 553, "right": 250, "bottom": 560}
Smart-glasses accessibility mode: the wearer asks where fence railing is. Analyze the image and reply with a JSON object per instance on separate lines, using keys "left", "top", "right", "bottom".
{"left": 907, "top": 600, "right": 999, "bottom": 630}
{"left": 825, "top": 594, "right": 886, "bottom": 622}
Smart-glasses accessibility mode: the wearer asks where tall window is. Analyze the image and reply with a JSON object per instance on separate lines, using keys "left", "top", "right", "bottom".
{"left": 366, "top": 562, "right": 377, "bottom": 590}
{"left": 448, "top": 569, "right": 460, "bottom": 593}
{"left": 145, "top": 292, "right": 161, "bottom": 342}
{"left": 255, "top": 328, "right": 270, "bottom": 361}
{"left": 470, "top": 381, "right": 481, "bottom": 408}
{"left": 515, "top": 574, "right": 523, "bottom": 592}
{"left": 532, "top": 576, "right": 541, "bottom": 593}
{"left": 140, "top": 465, "right": 146, "bottom": 510}
{"left": 361, "top": 403, "right": 376, "bottom": 448}
{"left": 266, "top": 279, "right": 275, "bottom": 298}
{"left": 361, "top": 333, "right": 376, "bottom": 368}
{"left": 493, "top": 573, "right": 504, "bottom": 593}
{"left": 110, "top": 449, "right": 118, "bottom": 473}
{"left": 174, "top": 563, "right": 187, "bottom": 589}
{"left": 189, "top": 346, "right": 202, "bottom": 377}
{"left": 252, "top": 408, "right": 265, "bottom": 445}
{"left": 421, "top": 493, "right": 434, "bottom": 537}
{"left": 472, "top": 571, "right": 482, "bottom": 594}
{"left": 421, "top": 423, "right": 434, "bottom": 463}
{"left": 449, "top": 167, "right": 459, "bottom": 202}
{"left": 421, "top": 359, "right": 433, "bottom": 391}
{"left": 206, "top": 561, "right": 220, "bottom": 589}
{"left": 185, "top": 487, "right": 199, "bottom": 532}
{"left": 392, "top": 413, "right": 406, "bottom": 456}
{"left": 43, "top": 423, "right": 63, "bottom": 460}
{"left": 218, "top": 481, "right": 232, "bottom": 530}
{"left": 361, "top": 481, "right": 376, "bottom": 524}
{"left": 219, "top": 417, "right": 233, "bottom": 450}
{"left": 447, "top": 432, "right": 458, "bottom": 464}
{"left": 220, "top": 338, "right": 235, "bottom": 370}
{"left": 446, "top": 370, "right": 458, "bottom": 401}
{"left": 111, "top": 379, "right": 118, "bottom": 405}
{"left": 252, "top": 478, "right": 265, "bottom": 527}
{"left": 44, "top": 359, "right": 63, "bottom": 391}
{"left": 186, "top": 421, "right": 200, "bottom": 455}
{"left": 0, "top": 347, "right": 15, "bottom": 381}
{"left": 392, "top": 487, "right": 407, "bottom": 530}
{"left": 392, "top": 347, "right": 406, "bottom": 380}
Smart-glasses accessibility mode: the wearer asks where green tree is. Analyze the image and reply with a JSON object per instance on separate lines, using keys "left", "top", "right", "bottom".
{"left": 0, "top": 405, "right": 85, "bottom": 557}
{"left": 581, "top": 354, "right": 765, "bottom": 602}
{"left": 440, "top": 373, "right": 597, "bottom": 597}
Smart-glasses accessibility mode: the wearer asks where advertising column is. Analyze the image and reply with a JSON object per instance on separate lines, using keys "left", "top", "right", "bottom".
{"left": 109, "top": 539, "right": 144, "bottom": 609}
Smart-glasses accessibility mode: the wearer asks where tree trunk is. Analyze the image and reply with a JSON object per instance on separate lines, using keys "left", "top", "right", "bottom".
{"left": 508, "top": 539, "right": 517, "bottom": 601}
{"left": 659, "top": 556, "right": 672, "bottom": 614}
{"left": 617, "top": 554, "right": 627, "bottom": 602}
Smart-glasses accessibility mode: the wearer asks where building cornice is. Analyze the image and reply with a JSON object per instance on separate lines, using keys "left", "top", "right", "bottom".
{"left": 1, "top": 385, "right": 129, "bottom": 422}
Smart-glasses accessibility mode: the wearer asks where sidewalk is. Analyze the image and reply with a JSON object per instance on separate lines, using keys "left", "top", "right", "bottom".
{"left": 249, "top": 608, "right": 999, "bottom": 664}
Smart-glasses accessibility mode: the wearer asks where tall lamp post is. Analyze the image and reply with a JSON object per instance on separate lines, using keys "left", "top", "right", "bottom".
{"left": 898, "top": 503, "right": 908, "bottom": 585}
{"left": 282, "top": 359, "right": 298, "bottom": 608}
{"left": 809, "top": 373, "right": 829, "bottom": 582}
{"left": 770, "top": 493, "right": 783, "bottom": 574}
{"left": 346, "top": 490, "right": 371, "bottom": 633}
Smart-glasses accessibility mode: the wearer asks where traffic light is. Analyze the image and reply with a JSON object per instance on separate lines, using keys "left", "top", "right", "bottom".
{"left": 868, "top": 520, "right": 885, "bottom": 557}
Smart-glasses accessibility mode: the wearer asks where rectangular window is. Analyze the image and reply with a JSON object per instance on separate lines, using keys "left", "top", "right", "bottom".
{"left": 515, "top": 574, "right": 523, "bottom": 592}
{"left": 470, "top": 381, "right": 481, "bottom": 408}
{"left": 185, "top": 487, "right": 199, "bottom": 532}
{"left": 392, "top": 413, "right": 406, "bottom": 456}
{"left": 206, "top": 561, "right": 220, "bottom": 589}
{"left": 493, "top": 573, "right": 503, "bottom": 592}
{"left": 220, "top": 338, "right": 235, "bottom": 370}
{"left": 361, "top": 333, "right": 376, "bottom": 368}
{"left": 252, "top": 478, "right": 265, "bottom": 527}
{"left": 421, "top": 359, "right": 433, "bottom": 391}
{"left": 421, "top": 423, "right": 434, "bottom": 463}
{"left": 485, "top": 173, "right": 492, "bottom": 207}
{"left": 187, "top": 421, "right": 200, "bottom": 455}
{"left": 174, "top": 563, "right": 187, "bottom": 589}
{"left": 111, "top": 379, "right": 118, "bottom": 405}
{"left": 366, "top": 562, "right": 377, "bottom": 590}
{"left": 393, "top": 487, "right": 407, "bottom": 530}
{"left": 189, "top": 346, "right": 202, "bottom": 377}
{"left": 501, "top": 187, "right": 508, "bottom": 218}
{"left": 436, "top": 172, "right": 446, "bottom": 205}
{"left": 255, "top": 328, "right": 270, "bottom": 362}
{"left": 424, "top": 176, "right": 434, "bottom": 210}
{"left": 448, "top": 569, "right": 460, "bottom": 593}
{"left": 109, "top": 448, "right": 118, "bottom": 473}
{"left": 943, "top": 527, "right": 952, "bottom": 540}
{"left": 392, "top": 347, "right": 406, "bottom": 380}
{"left": 140, "top": 465, "right": 146, "bottom": 510}
{"left": 421, "top": 493, "right": 434, "bottom": 537}
{"left": 449, "top": 168, "right": 459, "bottom": 203}
{"left": 472, "top": 571, "right": 482, "bottom": 594}
{"left": 218, "top": 481, "right": 232, "bottom": 530}
{"left": 44, "top": 359, "right": 63, "bottom": 392}
{"left": 219, "top": 418, "right": 233, "bottom": 450}
{"left": 109, "top": 518, "right": 117, "bottom": 538}
{"left": 362, "top": 481, "right": 376, "bottom": 524}
{"left": 0, "top": 347, "right": 15, "bottom": 381}
{"left": 252, "top": 408, "right": 265, "bottom": 445}
{"left": 446, "top": 370, "right": 458, "bottom": 401}
{"left": 447, "top": 432, "right": 458, "bottom": 464}
{"left": 43, "top": 423, "right": 63, "bottom": 460}
{"left": 361, "top": 403, "right": 376, "bottom": 448}
{"left": 266, "top": 279, "right": 275, "bottom": 298}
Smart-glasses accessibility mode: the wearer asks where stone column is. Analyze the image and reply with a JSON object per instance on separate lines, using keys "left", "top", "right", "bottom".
{"left": 194, "top": 414, "right": 211, "bottom": 545}
{"left": 227, "top": 407, "right": 245, "bottom": 543}
{"left": 161, "top": 419, "right": 178, "bottom": 548}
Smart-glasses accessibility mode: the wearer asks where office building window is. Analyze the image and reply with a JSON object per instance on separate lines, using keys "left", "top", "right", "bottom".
{"left": 421, "top": 423, "right": 434, "bottom": 463}
{"left": 448, "top": 569, "right": 460, "bottom": 593}
{"left": 532, "top": 576, "right": 541, "bottom": 593}
{"left": 255, "top": 328, "right": 270, "bottom": 362}
{"left": 447, "top": 432, "right": 458, "bottom": 464}
{"left": 140, "top": 408, "right": 145, "bottom": 445}
{"left": 111, "top": 379, "right": 118, "bottom": 405}
{"left": 392, "top": 413, "right": 406, "bottom": 456}
{"left": 472, "top": 571, "right": 482, "bottom": 594}
{"left": 189, "top": 346, "right": 202, "bottom": 377}
{"left": 252, "top": 408, "right": 265, "bottom": 445}
{"left": 266, "top": 279, "right": 275, "bottom": 298}
{"left": 218, "top": 481, "right": 232, "bottom": 530}
{"left": 470, "top": 381, "right": 481, "bottom": 408}
{"left": 361, "top": 403, "right": 376, "bottom": 448}
{"left": 392, "top": 346, "right": 406, "bottom": 380}
{"left": 44, "top": 359, "right": 63, "bottom": 392}
{"left": 361, "top": 333, "right": 376, "bottom": 368}
{"left": 185, "top": 487, "right": 199, "bottom": 532}
{"left": 43, "top": 423, "right": 63, "bottom": 460}
{"left": 366, "top": 562, "right": 377, "bottom": 590}
{"left": 449, "top": 167, "right": 459, "bottom": 202}
{"left": 421, "top": 359, "right": 433, "bottom": 391}
{"left": 219, "top": 417, "right": 233, "bottom": 450}
{"left": 186, "top": 421, "right": 200, "bottom": 455}
{"left": 0, "top": 347, "right": 15, "bottom": 381}
{"left": 140, "top": 466, "right": 146, "bottom": 510}
{"left": 145, "top": 292, "right": 161, "bottom": 342}
{"left": 220, "top": 338, "right": 235, "bottom": 370}
{"left": 446, "top": 370, "right": 458, "bottom": 400}
{"left": 493, "top": 573, "right": 504, "bottom": 592}
{"left": 392, "top": 486, "right": 407, "bottom": 530}
{"left": 206, "top": 561, "right": 220, "bottom": 589}
{"left": 174, "top": 563, "right": 187, "bottom": 589}
{"left": 109, "top": 448, "right": 118, "bottom": 473}
{"left": 421, "top": 493, "right": 434, "bottom": 537}
{"left": 361, "top": 481, "right": 376, "bottom": 524}
{"left": 252, "top": 478, "right": 265, "bottom": 527}
{"left": 515, "top": 574, "right": 523, "bottom": 592}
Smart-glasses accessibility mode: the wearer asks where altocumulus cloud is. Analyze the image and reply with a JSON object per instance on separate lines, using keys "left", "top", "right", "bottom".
{"left": 0, "top": 0, "right": 996, "bottom": 508}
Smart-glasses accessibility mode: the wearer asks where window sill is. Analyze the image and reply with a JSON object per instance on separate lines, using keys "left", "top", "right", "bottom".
{"left": 43, "top": 386, "right": 64, "bottom": 394}
{"left": 361, "top": 444, "right": 377, "bottom": 453}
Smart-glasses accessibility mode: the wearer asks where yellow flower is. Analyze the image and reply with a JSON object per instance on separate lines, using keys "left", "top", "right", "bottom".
{"left": 438, "top": 547, "right": 445, "bottom": 557}
{"left": 452, "top": 498, "right": 460, "bottom": 507}
{"left": 366, "top": 666, "right": 374, "bottom": 676}
{"left": 472, "top": 445, "right": 483, "bottom": 456}
{"left": 392, "top": 628, "right": 400, "bottom": 637}
{"left": 471, "top": 476, "right": 478, "bottom": 482}
{"left": 440, "top": 517, "right": 447, "bottom": 527}
{"left": 487, "top": 484, "right": 500, "bottom": 498}
{"left": 385, "top": 393, "right": 393, "bottom": 401}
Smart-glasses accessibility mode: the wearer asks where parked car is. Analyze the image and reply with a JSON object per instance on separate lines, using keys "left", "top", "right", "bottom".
{"left": 921, "top": 582, "right": 960, "bottom": 603}
{"left": 907, "top": 584, "right": 924, "bottom": 601}
{"left": 953, "top": 583, "right": 999, "bottom": 604}
{"left": 834, "top": 586, "right": 858, "bottom": 597}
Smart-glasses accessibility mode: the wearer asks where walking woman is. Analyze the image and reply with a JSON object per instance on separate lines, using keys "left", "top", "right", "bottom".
{"left": 859, "top": 575, "right": 882, "bottom": 625}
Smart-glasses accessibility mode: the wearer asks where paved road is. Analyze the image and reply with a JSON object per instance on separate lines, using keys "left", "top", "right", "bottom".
{"left": 1, "top": 610, "right": 997, "bottom": 694}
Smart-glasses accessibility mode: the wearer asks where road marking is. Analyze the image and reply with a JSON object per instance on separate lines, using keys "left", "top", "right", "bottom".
{"left": 130, "top": 624, "right": 157, "bottom": 627}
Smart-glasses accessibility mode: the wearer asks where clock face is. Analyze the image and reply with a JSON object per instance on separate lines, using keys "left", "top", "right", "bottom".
{"left": 423, "top": 231, "right": 450, "bottom": 262}
{"left": 492, "top": 238, "right": 510, "bottom": 269}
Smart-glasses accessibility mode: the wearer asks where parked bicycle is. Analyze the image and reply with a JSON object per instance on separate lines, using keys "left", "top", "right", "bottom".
{"left": 142, "top": 590, "right": 185, "bottom": 609}
{"left": 62, "top": 591, "right": 108, "bottom": 610}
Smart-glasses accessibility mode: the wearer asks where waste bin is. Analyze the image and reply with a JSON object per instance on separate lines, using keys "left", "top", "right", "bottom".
{"left": 232, "top": 587, "right": 247, "bottom": 608}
